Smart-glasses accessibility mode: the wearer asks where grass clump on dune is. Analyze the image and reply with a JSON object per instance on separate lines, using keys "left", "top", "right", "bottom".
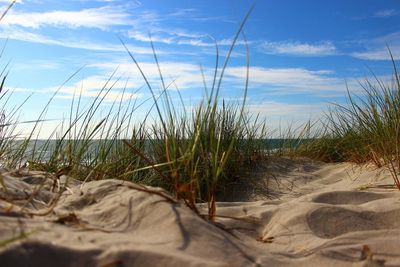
{"left": 117, "top": 4, "right": 268, "bottom": 219}
{"left": 0, "top": 4, "right": 270, "bottom": 220}
{"left": 296, "top": 53, "right": 400, "bottom": 189}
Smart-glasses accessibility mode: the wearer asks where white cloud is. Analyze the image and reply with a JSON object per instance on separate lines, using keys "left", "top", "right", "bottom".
{"left": 89, "top": 61, "right": 212, "bottom": 90}
{"left": 0, "top": 3, "right": 244, "bottom": 51}
{"left": 0, "top": 0, "right": 23, "bottom": 3}
{"left": 351, "top": 46, "right": 400, "bottom": 60}
{"left": 90, "top": 61, "right": 371, "bottom": 96}
{"left": 128, "top": 29, "right": 214, "bottom": 47}
{"left": 4, "top": 86, "right": 34, "bottom": 93}
{"left": 373, "top": 9, "right": 398, "bottom": 18}
{"left": 260, "top": 41, "right": 337, "bottom": 56}
{"left": 351, "top": 32, "right": 400, "bottom": 60}
{"left": 245, "top": 101, "right": 326, "bottom": 135}
{"left": 0, "top": 27, "right": 157, "bottom": 54}
{"left": 128, "top": 31, "right": 174, "bottom": 44}
{"left": 2, "top": 6, "right": 132, "bottom": 30}
{"left": 247, "top": 101, "right": 324, "bottom": 117}
{"left": 225, "top": 66, "right": 349, "bottom": 93}
{"left": 128, "top": 28, "right": 252, "bottom": 48}
{"left": 45, "top": 75, "right": 143, "bottom": 102}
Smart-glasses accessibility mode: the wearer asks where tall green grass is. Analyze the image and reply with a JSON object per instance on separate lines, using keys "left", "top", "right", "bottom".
{"left": 0, "top": 4, "right": 271, "bottom": 220}
{"left": 116, "top": 4, "right": 269, "bottom": 219}
{"left": 296, "top": 53, "right": 400, "bottom": 189}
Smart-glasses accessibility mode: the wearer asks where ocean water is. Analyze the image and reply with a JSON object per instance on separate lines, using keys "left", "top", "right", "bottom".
{"left": 3, "top": 138, "right": 311, "bottom": 164}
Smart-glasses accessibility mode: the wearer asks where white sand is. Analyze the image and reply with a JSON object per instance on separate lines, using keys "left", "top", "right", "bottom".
{"left": 0, "top": 158, "right": 399, "bottom": 267}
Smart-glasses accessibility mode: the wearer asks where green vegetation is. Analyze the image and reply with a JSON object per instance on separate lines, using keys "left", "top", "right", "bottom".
{"left": 296, "top": 53, "right": 400, "bottom": 189}
{"left": 0, "top": 5, "right": 271, "bottom": 220}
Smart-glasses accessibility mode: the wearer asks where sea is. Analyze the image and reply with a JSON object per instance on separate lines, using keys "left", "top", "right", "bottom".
{"left": 2, "top": 139, "right": 310, "bottom": 165}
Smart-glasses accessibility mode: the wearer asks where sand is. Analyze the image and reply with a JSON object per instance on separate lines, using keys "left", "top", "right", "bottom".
{"left": 0, "top": 158, "right": 399, "bottom": 267}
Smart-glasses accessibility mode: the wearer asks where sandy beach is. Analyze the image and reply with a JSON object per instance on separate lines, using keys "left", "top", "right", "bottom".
{"left": 1, "top": 158, "right": 399, "bottom": 267}
{"left": 0, "top": 0, "right": 399, "bottom": 266}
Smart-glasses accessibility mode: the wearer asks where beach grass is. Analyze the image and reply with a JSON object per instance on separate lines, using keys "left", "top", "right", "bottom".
{"left": 0, "top": 3, "right": 272, "bottom": 220}
{"left": 294, "top": 53, "right": 400, "bottom": 189}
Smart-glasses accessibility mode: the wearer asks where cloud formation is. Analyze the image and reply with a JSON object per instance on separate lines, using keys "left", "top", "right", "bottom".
{"left": 351, "top": 46, "right": 400, "bottom": 60}
{"left": 0, "top": 27, "right": 159, "bottom": 54}
{"left": 48, "top": 75, "right": 143, "bottom": 102}
{"left": 2, "top": 6, "right": 132, "bottom": 30}
{"left": 350, "top": 31, "right": 400, "bottom": 60}
{"left": 373, "top": 9, "right": 398, "bottom": 18}
{"left": 225, "top": 66, "right": 348, "bottom": 94}
{"left": 260, "top": 41, "right": 337, "bottom": 56}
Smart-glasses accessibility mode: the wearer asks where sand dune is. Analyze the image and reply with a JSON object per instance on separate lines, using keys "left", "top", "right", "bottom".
{"left": 0, "top": 158, "right": 399, "bottom": 267}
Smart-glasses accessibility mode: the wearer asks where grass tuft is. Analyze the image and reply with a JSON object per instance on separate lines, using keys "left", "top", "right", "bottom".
{"left": 295, "top": 52, "right": 400, "bottom": 189}
{"left": 0, "top": 4, "right": 269, "bottom": 222}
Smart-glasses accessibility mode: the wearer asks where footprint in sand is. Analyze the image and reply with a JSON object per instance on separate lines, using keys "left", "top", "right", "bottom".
{"left": 312, "top": 191, "right": 386, "bottom": 205}
{"left": 308, "top": 191, "right": 400, "bottom": 239}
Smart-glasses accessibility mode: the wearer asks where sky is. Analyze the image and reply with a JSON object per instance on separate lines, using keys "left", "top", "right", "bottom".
{"left": 0, "top": 0, "right": 399, "bottom": 137}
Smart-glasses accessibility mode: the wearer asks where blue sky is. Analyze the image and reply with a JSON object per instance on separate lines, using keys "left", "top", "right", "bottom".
{"left": 0, "top": 0, "right": 399, "bottom": 137}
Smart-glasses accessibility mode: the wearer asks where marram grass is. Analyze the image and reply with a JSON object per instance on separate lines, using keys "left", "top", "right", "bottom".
{"left": 295, "top": 52, "right": 400, "bottom": 189}
{"left": 0, "top": 4, "right": 271, "bottom": 221}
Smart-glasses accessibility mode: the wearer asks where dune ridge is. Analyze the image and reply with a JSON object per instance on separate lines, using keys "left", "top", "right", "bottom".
{"left": 0, "top": 158, "right": 399, "bottom": 267}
